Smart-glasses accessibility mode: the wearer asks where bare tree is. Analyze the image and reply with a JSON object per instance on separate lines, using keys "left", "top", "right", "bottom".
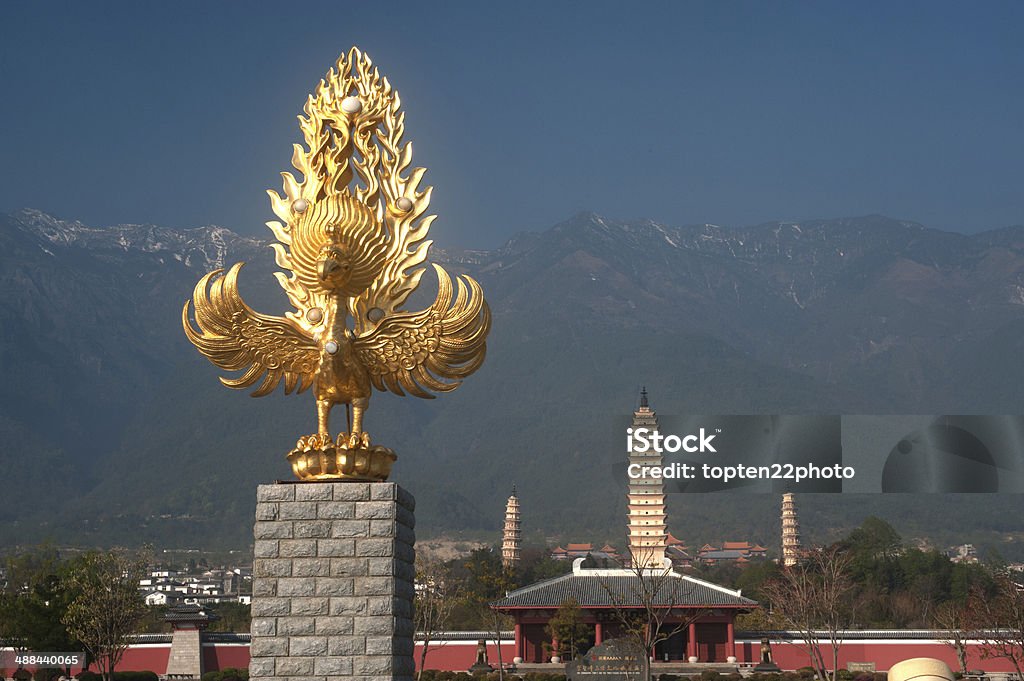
{"left": 487, "top": 605, "right": 513, "bottom": 680}
{"left": 61, "top": 549, "right": 149, "bottom": 681}
{"left": 414, "top": 557, "right": 461, "bottom": 680}
{"left": 760, "top": 546, "right": 853, "bottom": 681}
{"left": 969, "top": 573, "right": 1024, "bottom": 678}
{"left": 932, "top": 600, "right": 971, "bottom": 675}
{"left": 600, "top": 549, "right": 709, "bottom": 681}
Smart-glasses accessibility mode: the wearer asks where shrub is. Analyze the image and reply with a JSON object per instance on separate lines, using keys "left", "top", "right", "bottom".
{"left": 117, "top": 673, "right": 158, "bottom": 681}
{"left": 77, "top": 673, "right": 158, "bottom": 681}
{"left": 202, "top": 669, "right": 248, "bottom": 681}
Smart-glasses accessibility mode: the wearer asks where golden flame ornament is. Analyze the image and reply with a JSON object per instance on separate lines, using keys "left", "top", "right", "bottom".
{"left": 182, "top": 48, "right": 491, "bottom": 481}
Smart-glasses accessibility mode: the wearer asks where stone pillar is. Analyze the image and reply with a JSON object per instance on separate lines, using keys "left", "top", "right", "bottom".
{"left": 250, "top": 482, "right": 415, "bottom": 681}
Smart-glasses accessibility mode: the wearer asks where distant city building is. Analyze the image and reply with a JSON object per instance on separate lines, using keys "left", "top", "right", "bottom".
{"left": 144, "top": 591, "right": 183, "bottom": 607}
{"left": 781, "top": 492, "right": 802, "bottom": 567}
{"left": 946, "top": 544, "right": 979, "bottom": 564}
{"left": 502, "top": 487, "right": 522, "bottom": 569}
{"left": 138, "top": 565, "right": 251, "bottom": 605}
{"left": 627, "top": 387, "right": 668, "bottom": 568}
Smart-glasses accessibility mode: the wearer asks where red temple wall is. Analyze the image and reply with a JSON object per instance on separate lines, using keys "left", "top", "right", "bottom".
{"left": 16, "top": 638, "right": 1017, "bottom": 675}
{"left": 117, "top": 645, "right": 171, "bottom": 672}
{"left": 202, "top": 644, "right": 251, "bottom": 671}
{"left": 414, "top": 641, "right": 512, "bottom": 672}
{"left": 736, "top": 640, "right": 1018, "bottom": 673}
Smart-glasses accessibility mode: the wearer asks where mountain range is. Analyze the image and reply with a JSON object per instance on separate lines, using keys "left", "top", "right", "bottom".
{"left": 2, "top": 208, "right": 1024, "bottom": 556}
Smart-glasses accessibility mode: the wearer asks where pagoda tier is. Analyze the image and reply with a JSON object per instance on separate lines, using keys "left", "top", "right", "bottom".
{"left": 626, "top": 388, "right": 669, "bottom": 569}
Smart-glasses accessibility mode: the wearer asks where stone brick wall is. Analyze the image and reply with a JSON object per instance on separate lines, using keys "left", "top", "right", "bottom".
{"left": 250, "top": 482, "right": 415, "bottom": 681}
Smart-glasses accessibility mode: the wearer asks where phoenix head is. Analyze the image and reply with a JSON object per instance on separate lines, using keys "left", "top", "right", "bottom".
{"left": 291, "top": 193, "right": 388, "bottom": 297}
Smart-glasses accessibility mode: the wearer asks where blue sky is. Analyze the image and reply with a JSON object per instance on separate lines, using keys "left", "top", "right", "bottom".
{"left": 1, "top": 1, "right": 1022, "bottom": 248}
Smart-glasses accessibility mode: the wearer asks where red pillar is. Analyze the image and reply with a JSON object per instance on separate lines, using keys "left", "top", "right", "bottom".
{"left": 514, "top": 622, "right": 522, "bottom": 660}
{"left": 595, "top": 621, "right": 603, "bottom": 646}
{"left": 688, "top": 621, "right": 698, "bottom": 660}
{"left": 727, "top": 620, "right": 736, "bottom": 658}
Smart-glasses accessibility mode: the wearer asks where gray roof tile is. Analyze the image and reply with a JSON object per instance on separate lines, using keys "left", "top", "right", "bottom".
{"left": 492, "top": 571, "right": 757, "bottom": 609}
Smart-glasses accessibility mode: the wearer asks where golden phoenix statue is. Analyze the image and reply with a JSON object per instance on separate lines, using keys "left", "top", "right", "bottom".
{"left": 182, "top": 48, "right": 491, "bottom": 481}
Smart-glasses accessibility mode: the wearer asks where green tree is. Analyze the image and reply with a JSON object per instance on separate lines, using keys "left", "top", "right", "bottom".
{"left": 61, "top": 549, "right": 150, "bottom": 681}
{"left": 514, "top": 548, "right": 572, "bottom": 586}
{"left": 845, "top": 517, "right": 902, "bottom": 561}
{"left": 0, "top": 546, "right": 80, "bottom": 657}
{"left": 735, "top": 560, "right": 783, "bottom": 602}
{"left": 460, "top": 548, "right": 513, "bottom": 603}
{"left": 545, "top": 597, "right": 592, "bottom": 660}
{"left": 208, "top": 603, "right": 250, "bottom": 633}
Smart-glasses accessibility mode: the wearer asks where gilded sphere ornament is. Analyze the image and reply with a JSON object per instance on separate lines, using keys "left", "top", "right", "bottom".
{"left": 341, "top": 97, "right": 362, "bottom": 114}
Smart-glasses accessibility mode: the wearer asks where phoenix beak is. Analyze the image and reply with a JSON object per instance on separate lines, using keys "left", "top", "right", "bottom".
{"left": 319, "top": 258, "right": 341, "bottom": 281}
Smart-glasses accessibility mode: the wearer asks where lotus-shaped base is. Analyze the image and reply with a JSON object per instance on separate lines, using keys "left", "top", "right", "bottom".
{"left": 286, "top": 432, "right": 397, "bottom": 481}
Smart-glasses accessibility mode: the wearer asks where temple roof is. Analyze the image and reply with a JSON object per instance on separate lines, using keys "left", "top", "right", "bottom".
{"left": 565, "top": 543, "right": 594, "bottom": 551}
{"left": 164, "top": 603, "right": 218, "bottom": 623}
{"left": 491, "top": 566, "right": 757, "bottom": 609}
{"left": 699, "top": 549, "right": 749, "bottom": 560}
{"left": 666, "top": 533, "right": 687, "bottom": 547}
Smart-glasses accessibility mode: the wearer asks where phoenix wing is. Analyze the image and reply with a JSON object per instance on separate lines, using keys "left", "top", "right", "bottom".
{"left": 182, "top": 263, "right": 320, "bottom": 397}
{"left": 353, "top": 264, "right": 490, "bottom": 398}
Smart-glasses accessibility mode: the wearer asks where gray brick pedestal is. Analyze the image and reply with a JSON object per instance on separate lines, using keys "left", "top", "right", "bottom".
{"left": 250, "top": 482, "right": 415, "bottom": 681}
